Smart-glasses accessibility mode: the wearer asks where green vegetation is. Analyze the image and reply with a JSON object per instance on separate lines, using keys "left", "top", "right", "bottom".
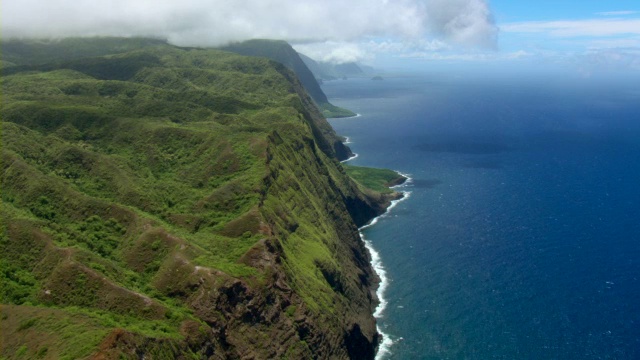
{"left": 319, "top": 103, "right": 358, "bottom": 118}
{"left": 2, "top": 305, "right": 115, "bottom": 359}
{"left": 1, "top": 37, "right": 393, "bottom": 359}
{"left": 344, "top": 165, "right": 406, "bottom": 193}
{"left": 1, "top": 37, "right": 167, "bottom": 66}
{"left": 221, "top": 39, "right": 330, "bottom": 104}
{"left": 221, "top": 39, "right": 357, "bottom": 119}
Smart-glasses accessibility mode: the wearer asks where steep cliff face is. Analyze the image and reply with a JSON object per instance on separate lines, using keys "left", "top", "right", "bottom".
{"left": 267, "top": 60, "right": 355, "bottom": 163}
{"left": 1, "top": 38, "right": 396, "bottom": 359}
{"left": 221, "top": 39, "right": 329, "bottom": 105}
{"left": 221, "top": 39, "right": 358, "bottom": 121}
{"left": 299, "top": 53, "right": 366, "bottom": 81}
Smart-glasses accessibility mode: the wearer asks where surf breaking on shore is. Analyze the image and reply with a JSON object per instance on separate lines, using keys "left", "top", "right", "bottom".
{"left": 360, "top": 172, "right": 412, "bottom": 359}
{"left": 341, "top": 153, "right": 359, "bottom": 163}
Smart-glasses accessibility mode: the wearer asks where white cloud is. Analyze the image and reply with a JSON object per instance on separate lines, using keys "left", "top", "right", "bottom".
{"left": 581, "top": 48, "right": 640, "bottom": 71}
{"left": 293, "top": 41, "right": 371, "bottom": 64}
{"left": 2, "top": 0, "right": 497, "bottom": 51}
{"left": 294, "top": 38, "right": 452, "bottom": 64}
{"left": 399, "top": 49, "right": 530, "bottom": 62}
{"left": 596, "top": 11, "right": 638, "bottom": 17}
{"left": 424, "top": 0, "right": 497, "bottom": 48}
{"left": 587, "top": 38, "right": 640, "bottom": 50}
{"left": 501, "top": 18, "right": 640, "bottom": 38}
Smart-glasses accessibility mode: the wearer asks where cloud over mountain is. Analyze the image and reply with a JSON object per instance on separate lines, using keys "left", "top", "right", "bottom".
{"left": 3, "top": 0, "right": 497, "bottom": 53}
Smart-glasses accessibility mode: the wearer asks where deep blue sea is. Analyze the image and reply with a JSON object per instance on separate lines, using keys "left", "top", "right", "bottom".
{"left": 324, "top": 72, "right": 640, "bottom": 359}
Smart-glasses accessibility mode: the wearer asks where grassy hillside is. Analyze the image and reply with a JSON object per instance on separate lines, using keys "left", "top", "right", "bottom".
{"left": 1, "top": 37, "right": 168, "bottom": 66}
{"left": 221, "top": 40, "right": 357, "bottom": 119}
{"left": 1, "top": 38, "right": 400, "bottom": 359}
{"left": 343, "top": 165, "right": 406, "bottom": 194}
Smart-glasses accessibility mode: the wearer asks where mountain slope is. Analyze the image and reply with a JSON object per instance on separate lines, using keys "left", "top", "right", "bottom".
{"left": 299, "top": 53, "right": 366, "bottom": 81}
{"left": 1, "top": 39, "right": 402, "bottom": 359}
{"left": 1, "top": 37, "right": 168, "bottom": 66}
{"left": 221, "top": 39, "right": 357, "bottom": 119}
{"left": 221, "top": 39, "right": 328, "bottom": 105}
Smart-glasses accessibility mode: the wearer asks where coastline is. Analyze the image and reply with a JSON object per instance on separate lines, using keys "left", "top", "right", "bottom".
{"left": 329, "top": 113, "right": 362, "bottom": 120}
{"left": 341, "top": 153, "right": 359, "bottom": 163}
{"left": 328, "top": 100, "right": 408, "bottom": 358}
{"left": 360, "top": 172, "right": 412, "bottom": 359}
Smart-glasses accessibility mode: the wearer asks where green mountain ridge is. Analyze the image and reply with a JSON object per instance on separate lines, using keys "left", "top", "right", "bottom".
{"left": 298, "top": 53, "right": 369, "bottom": 81}
{"left": 220, "top": 39, "right": 357, "bottom": 120}
{"left": 1, "top": 37, "right": 168, "bottom": 67}
{"left": 1, "top": 38, "right": 404, "bottom": 359}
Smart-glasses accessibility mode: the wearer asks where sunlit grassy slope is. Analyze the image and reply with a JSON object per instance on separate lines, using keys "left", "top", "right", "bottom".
{"left": 1, "top": 38, "right": 398, "bottom": 359}
{"left": 343, "top": 165, "right": 406, "bottom": 194}
{"left": 221, "top": 39, "right": 357, "bottom": 118}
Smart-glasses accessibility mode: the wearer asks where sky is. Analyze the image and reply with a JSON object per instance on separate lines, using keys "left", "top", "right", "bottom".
{"left": 487, "top": 0, "right": 640, "bottom": 75}
{"left": 2, "top": 0, "right": 640, "bottom": 74}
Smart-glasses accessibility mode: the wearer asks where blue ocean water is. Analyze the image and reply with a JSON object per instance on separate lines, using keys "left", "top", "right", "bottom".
{"left": 324, "top": 73, "right": 640, "bottom": 359}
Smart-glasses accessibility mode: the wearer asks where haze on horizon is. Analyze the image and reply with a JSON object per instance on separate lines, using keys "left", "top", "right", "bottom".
{"left": 3, "top": 0, "right": 640, "bottom": 76}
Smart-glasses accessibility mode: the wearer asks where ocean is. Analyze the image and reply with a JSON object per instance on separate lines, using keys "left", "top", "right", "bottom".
{"left": 324, "top": 72, "right": 640, "bottom": 359}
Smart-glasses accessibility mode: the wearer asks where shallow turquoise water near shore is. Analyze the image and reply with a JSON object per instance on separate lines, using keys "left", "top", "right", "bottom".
{"left": 326, "top": 74, "right": 640, "bottom": 359}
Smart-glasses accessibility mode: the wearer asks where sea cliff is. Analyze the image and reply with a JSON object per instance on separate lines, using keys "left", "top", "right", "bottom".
{"left": 1, "top": 38, "right": 402, "bottom": 359}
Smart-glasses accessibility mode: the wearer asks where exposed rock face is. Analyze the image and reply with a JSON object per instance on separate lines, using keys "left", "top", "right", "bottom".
{"left": 1, "top": 38, "right": 396, "bottom": 359}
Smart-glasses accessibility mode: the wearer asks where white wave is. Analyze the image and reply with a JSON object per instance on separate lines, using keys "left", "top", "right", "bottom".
{"left": 344, "top": 136, "right": 352, "bottom": 144}
{"left": 359, "top": 189, "right": 411, "bottom": 359}
{"left": 362, "top": 237, "right": 388, "bottom": 318}
{"left": 391, "top": 172, "right": 413, "bottom": 189}
{"left": 360, "top": 190, "right": 412, "bottom": 230}
{"left": 376, "top": 326, "right": 395, "bottom": 359}
{"left": 329, "top": 113, "right": 361, "bottom": 119}
{"left": 341, "top": 153, "right": 359, "bottom": 163}
{"left": 362, "top": 235, "right": 393, "bottom": 359}
{"left": 387, "top": 191, "right": 412, "bottom": 212}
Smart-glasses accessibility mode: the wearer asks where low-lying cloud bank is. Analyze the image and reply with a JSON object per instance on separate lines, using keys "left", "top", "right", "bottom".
{"left": 3, "top": 0, "right": 497, "bottom": 62}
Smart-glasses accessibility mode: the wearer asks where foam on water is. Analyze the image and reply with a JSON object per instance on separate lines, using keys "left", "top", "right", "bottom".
{"left": 361, "top": 236, "right": 393, "bottom": 359}
{"left": 328, "top": 113, "right": 362, "bottom": 120}
{"left": 361, "top": 189, "right": 412, "bottom": 230}
{"left": 341, "top": 153, "right": 359, "bottom": 163}
{"left": 359, "top": 175, "right": 412, "bottom": 359}
{"left": 391, "top": 171, "right": 413, "bottom": 189}
{"left": 325, "top": 74, "right": 640, "bottom": 359}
